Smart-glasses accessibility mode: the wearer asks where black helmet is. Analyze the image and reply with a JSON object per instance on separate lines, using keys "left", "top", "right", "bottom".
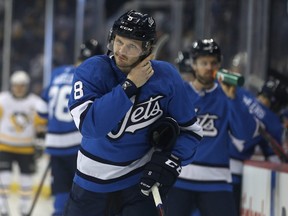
{"left": 113, "top": 10, "right": 156, "bottom": 42}
{"left": 175, "top": 51, "right": 193, "bottom": 73}
{"left": 79, "top": 39, "right": 103, "bottom": 61}
{"left": 190, "top": 39, "right": 222, "bottom": 62}
{"left": 108, "top": 10, "right": 156, "bottom": 52}
{"left": 259, "top": 75, "right": 288, "bottom": 112}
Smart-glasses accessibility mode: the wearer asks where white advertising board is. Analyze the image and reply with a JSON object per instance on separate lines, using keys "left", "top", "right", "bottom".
{"left": 241, "top": 164, "right": 272, "bottom": 216}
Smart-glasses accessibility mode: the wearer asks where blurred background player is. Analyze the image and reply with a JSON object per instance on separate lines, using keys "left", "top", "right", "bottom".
{"left": 0, "top": 71, "right": 45, "bottom": 216}
{"left": 229, "top": 74, "right": 288, "bottom": 215}
{"left": 36, "top": 39, "right": 103, "bottom": 216}
{"left": 175, "top": 50, "right": 195, "bottom": 82}
{"left": 164, "top": 39, "right": 257, "bottom": 216}
{"left": 280, "top": 107, "right": 288, "bottom": 154}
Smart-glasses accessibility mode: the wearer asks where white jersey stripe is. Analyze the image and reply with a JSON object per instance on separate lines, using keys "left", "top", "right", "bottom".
{"left": 229, "top": 158, "right": 243, "bottom": 175}
{"left": 77, "top": 148, "right": 154, "bottom": 180}
{"left": 179, "top": 163, "right": 232, "bottom": 182}
{"left": 45, "top": 131, "right": 82, "bottom": 148}
{"left": 181, "top": 122, "right": 203, "bottom": 138}
{"left": 70, "top": 100, "right": 93, "bottom": 129}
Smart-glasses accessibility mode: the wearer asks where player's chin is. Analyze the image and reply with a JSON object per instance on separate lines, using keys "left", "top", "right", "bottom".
{"left": 115, "top": 58, "right": 133, "bottom": 70}
{"left": 115, "top": 52, "right": 127, "bottom": 60}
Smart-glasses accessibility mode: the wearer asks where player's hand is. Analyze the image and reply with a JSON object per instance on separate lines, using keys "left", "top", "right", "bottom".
{"left": 148, "top": 117, "right": 180, "bottom": 151}
{"left": 218, "top": 79, "right": 236, "bottom": 99}
{"left": 139, "top": 151, "right": 181, "bottom": 197}
{"left": 127, "top": 54, "right": 154, "bottom": 88}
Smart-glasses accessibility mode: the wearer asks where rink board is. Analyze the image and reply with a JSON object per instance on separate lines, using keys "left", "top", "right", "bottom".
{"left": 241, "top": 160, "right": 288, "bottom": 216}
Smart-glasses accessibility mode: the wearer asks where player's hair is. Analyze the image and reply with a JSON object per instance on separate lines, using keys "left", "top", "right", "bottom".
{"left": 189, "top": 39, "right": 222, "bottom": 62}
{"left": 10, "top": 70, "right": 30, "bottom": 85}
{"left": 107, "top": 10, "right": 156, "bottom": 56}
{"left": 78, "top": 39, "right": 104, "bottom": 61}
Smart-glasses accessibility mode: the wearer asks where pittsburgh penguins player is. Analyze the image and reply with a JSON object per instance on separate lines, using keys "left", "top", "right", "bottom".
{"left": 65, "top": 10, "right": 203, "bottom": 216}
{"left": 0, "top": 71, "right": 44, "bottom": 216}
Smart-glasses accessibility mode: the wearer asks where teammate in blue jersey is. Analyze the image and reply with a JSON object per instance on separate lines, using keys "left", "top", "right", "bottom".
{"left": 36, "top": 39, "right": 103, "bottom": 216}
{"left": 164, "top": 39, "right": 258, "bottom": 216}
{"left": 64, "top": 10, "right": 203, "bottom": 216}
{"left": 230, "top": 76, "right": 288, "bottom": 215}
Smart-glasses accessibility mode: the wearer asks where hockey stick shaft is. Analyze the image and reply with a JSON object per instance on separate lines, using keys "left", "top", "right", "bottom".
{"left": 150, "top": 34, "right": 170, "bottom": 216}
{"left": 27, "top": 160, "right": 51, "bottom": 216}
{"left": 259, "top": 127, "right": 288, "bottom": 163}
{"left": 152, "top": 34, "right": 169, "bottom": 59}
{"left": 151, "top": 184, "right": 165, "bottom": 216}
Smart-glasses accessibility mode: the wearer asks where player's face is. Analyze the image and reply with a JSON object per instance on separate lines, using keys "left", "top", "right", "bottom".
{"left": 11, "top": 84, "right": 28, "bottom": 98}
{"left": 192, "top": 55, "right": 220, "bottom": 86}
{"left": 113, "top": 35, "right": 144, "bottom": 72}
{"left": 257, "top": 94, "right": 271, "bottom": 108}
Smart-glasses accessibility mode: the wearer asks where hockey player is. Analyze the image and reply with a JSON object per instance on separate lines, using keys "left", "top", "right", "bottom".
{"left": 230, "top": 75, "right": 288, "bottom": 214}
{"left": 164, "top": 39, "right": 258, "bottom": 216}
{"left": 0, "top": 71, "right": 44, "bottom": 216}
{"left": 64, "top": 10, "right": 203, "bottom": 216}
{"left": 36, "top": 39, "right": 104, "bottom": 216}
{"left": 175, "top": 50, "right": 195, "bottom": 82}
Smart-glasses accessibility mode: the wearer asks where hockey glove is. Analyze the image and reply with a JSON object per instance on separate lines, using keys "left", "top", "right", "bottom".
{"left": 139, "top": 151, "right": 182, "bottom": 197}
{"left": 148, "top": 117, "right": 180, "bottom": 151}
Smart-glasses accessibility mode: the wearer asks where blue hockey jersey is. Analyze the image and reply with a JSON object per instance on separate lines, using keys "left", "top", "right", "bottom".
{"left": 229, "top": 87, "right": 283, "bottom": 183}
{"left": 37, "top": 65, "right": 81, "bottom": 155}
{"left": 175, "top": 82, "right": 257, "bottom": 192}
{"left": 68, "top": 55, "right": 203, "bottom": 193}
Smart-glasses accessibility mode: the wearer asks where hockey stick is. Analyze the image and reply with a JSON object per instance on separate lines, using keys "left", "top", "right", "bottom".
{"left": 151, "top": 184, "right": 165, "bottom": 216}
{"left": 27, "top": 160, "right": 51, "bottom": 216}
{"left": 150, "top": 34, "right": 171, "bottom": 215}
{"left": 152, "top": 34, "right": 170, "bottom": 59}
{"left": 258, "top": 127, "right": 288, "bottom": 163}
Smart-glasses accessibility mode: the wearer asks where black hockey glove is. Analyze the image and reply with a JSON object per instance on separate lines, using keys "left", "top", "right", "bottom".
{"left": 148, "top": 117, "right": 180, "bottom": 151}
{"left": 139, "top": 151, "right": 182, "bottom": 197}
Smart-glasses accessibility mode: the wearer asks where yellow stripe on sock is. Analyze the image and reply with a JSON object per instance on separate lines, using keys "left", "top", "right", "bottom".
{"left": 10, "top": 183, "right": 51, "bottom": 198}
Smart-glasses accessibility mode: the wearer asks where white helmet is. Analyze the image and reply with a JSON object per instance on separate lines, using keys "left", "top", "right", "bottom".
{"left": 10, "top": 70, "right": 30, "bottom": 85}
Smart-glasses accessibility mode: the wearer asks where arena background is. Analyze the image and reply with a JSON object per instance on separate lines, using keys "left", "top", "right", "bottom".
{"left": 1, "top": 0, "right": 288, "bottom": 93}
{"left": 1, "top": 0, "right": 288, "bottom": 215}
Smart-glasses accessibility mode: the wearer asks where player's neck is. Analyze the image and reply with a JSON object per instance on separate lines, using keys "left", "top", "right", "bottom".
{"left": 192, "top": 79, "right": 214, "bottom": 91}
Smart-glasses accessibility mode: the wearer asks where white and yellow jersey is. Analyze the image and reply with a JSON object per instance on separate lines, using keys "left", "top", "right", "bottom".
{"left": 0, "top": 91, "right": 44, "bottom": 154}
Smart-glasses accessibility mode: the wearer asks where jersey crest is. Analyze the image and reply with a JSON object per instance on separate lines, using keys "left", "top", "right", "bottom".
{"left": 108, "top": 95, "right": 164, "bottom": 139}
{"left": 10, "top": 112, "right": 30, "bottom": 133}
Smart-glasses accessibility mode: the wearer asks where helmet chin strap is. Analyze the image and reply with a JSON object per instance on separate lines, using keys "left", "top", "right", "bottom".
{"left": 131, "top": 48, "right": 153, "bottom": 67}
{"left": 129, "top": 53, "right": 148, "bottom": 68}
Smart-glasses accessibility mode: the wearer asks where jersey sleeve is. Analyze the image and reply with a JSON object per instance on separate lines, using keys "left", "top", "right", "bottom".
{"left": 227, "top": 88, "right": 258, "bottom": 141}
{"left": 35, "top": 87, "right": 49, "bottom": 119}
{"left": 160, "top": 64, "right": 203, "bottom": 165}
{"left": 68, "top": 57, "right": 133, "bottom": 138}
